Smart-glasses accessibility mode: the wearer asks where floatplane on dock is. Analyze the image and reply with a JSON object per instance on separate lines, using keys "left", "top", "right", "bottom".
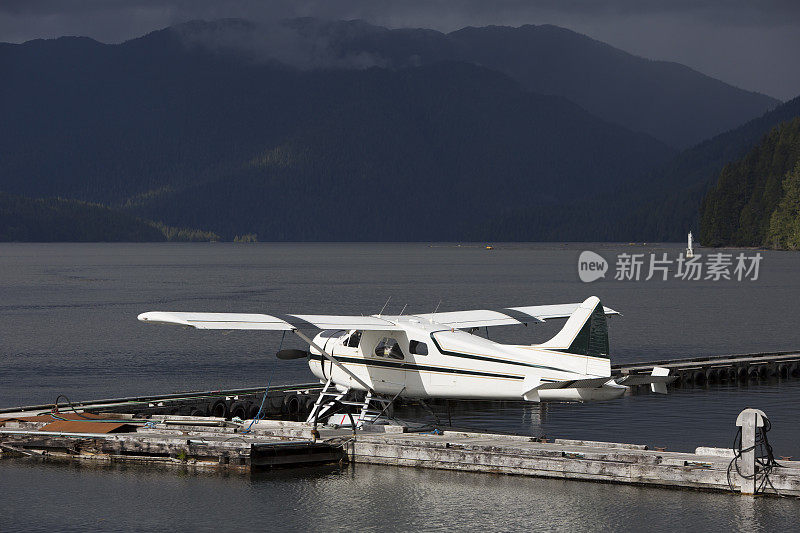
{"left": 139, "top": 296, "right": 673, "bottom": 425}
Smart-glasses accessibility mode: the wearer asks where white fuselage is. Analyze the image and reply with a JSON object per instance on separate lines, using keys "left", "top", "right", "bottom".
{"left": 307, "top": 317, "right": 624, "bottom": 402}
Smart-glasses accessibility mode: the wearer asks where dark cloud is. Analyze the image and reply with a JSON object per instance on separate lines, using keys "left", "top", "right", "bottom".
{"left": 174, "top": 19, "right": 391, "bottom": 70}
{"left": 2, "top": 1, "right": 800, "bottom": 99}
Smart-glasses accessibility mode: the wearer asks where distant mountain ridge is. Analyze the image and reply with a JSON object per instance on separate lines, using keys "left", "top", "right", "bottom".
{"left": 158, "top": 18, "right": 779, "bottom": 149}
{"left": 0, "top": 23, "right": 676, "bottom": 241}
{"left": 448, "top": 24, "right": 779, "bottom": 149}
{"left": 0, "top": 18, "right": 791, "bottom": 242}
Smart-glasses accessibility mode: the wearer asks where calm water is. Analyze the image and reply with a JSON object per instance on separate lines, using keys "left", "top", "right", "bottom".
{"left": 1, "top": 243, "right": 799, "bottom": 530}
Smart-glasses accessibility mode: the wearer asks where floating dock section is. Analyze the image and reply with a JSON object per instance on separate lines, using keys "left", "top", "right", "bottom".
{"left": 614, "top": 350, "right": 800, "bottom": 387}
{"left": 0, "top": 383, "right": 323, "bottom": 420}
{"left": 0, "top": 415, "right": 343, "bottom": 469}
{"left": 348, "top": 428, "right": 799, "bottom": 497}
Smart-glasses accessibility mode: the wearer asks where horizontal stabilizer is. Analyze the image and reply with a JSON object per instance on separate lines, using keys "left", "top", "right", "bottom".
{"left": 521, "top": 366, "right": 674, "bottom": 400}
{"left": 614, "top": 375, "right": 675, "bottom": 386}
{"left": 616, "top": 367, "right": 674, "bottom": 394}
{"left": 521, "top": 375, "right": 612, "bottom": 401}
{"left": 531, "top": 374, "right": 674, "bottom": 391}
{"left": 533, "top": 377, "right": 614, "bottom": 390}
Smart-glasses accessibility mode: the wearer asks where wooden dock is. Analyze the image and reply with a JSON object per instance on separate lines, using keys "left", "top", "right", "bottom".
{"left": 0, "top": 415, "right": 343, "bottom": 470}
{"left": 4, "top": 349, "right": 800, "bottom": 496}
{"left": 347, "top": 429, "right": 800, "bottom": 497}
{"left": 2, "top": 413, "right": 799, "bottom": 497}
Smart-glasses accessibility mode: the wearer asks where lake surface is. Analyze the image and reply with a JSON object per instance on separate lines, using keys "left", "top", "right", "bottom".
{"left": 1, "top": 243, "right": 799, "bottom": 531}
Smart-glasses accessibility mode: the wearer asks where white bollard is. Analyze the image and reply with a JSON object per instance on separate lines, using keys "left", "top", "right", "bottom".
{"left": 735, "top": 408, "right": 767, "bottom": 495}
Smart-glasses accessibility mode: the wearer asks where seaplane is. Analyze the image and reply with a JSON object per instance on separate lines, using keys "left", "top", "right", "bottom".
{"left": 138, "top": 296, "right": 673, "bottom": 426}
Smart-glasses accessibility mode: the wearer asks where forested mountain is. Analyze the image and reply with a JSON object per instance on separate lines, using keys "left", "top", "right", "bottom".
{"left": 173, "top": 18, "right": 778, "bottom": 148}
{"left": 0, "top": 26, "right": 675, "bottom": 241}
{"left": 0, "top": 193, "right": 220, "bottom": 242}
{"left": 605, "top": 95, "right": 800, "bottom": 242}
{"left": 0, "top": 193, "right": 165, "bottom": 241}
{"left": 699, "top": 118, "right": 800, "bottom": 247}
{"left": 463, "top": 95, "right": 800, "bottom": 242}
{"left": 0, "top": 18, "right": 792, "bottom": 242}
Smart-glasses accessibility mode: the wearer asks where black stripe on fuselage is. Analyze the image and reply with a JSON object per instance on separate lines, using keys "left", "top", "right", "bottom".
{"left": 428, "top": 334, "right": 571, "bottom": 374}
{"left": 309, "top": 354, "right": 524, "bottom": 380}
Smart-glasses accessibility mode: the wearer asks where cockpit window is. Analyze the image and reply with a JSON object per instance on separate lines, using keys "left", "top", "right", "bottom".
{"left": 345, "top": 331, "right": 362, "bottom": 348}
{"left": 409, "top": 340, "right": 428, "bottom": 355}
{"left": 374, "top": 337, "right": 405, "bottom": 360}
{"left": 319, "top": 330, "right": 346, "bottom": 338}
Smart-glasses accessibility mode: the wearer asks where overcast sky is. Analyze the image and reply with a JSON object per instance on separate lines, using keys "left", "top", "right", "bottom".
{"left": 2, "top": 0, "right": 799, "bottom": 100}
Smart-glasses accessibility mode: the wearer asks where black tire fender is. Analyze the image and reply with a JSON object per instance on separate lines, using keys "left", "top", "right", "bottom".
{"left": 299, "top": 395, "right": 315, "bottom": 417}
{"left": 230, "top": 401, "right": 249, "bottom": 420}
{"left": 210, "top": 399, "right": 229, "bottom": 419}
{"left": 283, "top": 394, "right": 301, "bottom": 417}
{"left": 245, "top": 401, "right": 260, "bottom": 420}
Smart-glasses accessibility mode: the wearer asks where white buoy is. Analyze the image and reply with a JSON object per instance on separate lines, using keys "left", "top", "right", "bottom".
{"left": 686, "top": 231, "right": 695, "bottom": 258}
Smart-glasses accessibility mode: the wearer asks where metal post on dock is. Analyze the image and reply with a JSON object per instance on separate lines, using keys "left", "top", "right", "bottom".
{"left": 735, "top": 408, "right": 767, "bottom": 496}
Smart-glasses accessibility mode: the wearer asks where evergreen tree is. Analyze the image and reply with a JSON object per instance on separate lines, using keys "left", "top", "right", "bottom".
{"left": 767, "top": 162, "right": 800, "bottom": 250}
{"left": 699, "top": 118, "right": 800, "bottom": 247}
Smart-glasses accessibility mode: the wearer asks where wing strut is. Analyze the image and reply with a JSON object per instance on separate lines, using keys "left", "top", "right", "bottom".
{"left": 292, "top": 329, "right": 374, "bottom": 393}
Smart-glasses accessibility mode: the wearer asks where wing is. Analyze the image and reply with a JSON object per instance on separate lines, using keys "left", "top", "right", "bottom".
{"left": 413, "top": 303, "right": 620, "bottom": 329}
{"left": 137, "top": 311, "right": 401, "bottom": 331}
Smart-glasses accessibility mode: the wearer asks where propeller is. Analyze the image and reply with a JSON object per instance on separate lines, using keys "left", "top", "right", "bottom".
{"left": 276, "top": 349, "right": 310, "bottom": 360}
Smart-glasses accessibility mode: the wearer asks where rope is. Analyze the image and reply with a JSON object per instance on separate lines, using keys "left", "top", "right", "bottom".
{"left": 241, "top": 331, "right": 284, "bottom": 434}
{"left": 726, "top": 415, "right": 784, "bottom": 496}
{"left": 50, "top": 394, "right": 144, "bottom": 424}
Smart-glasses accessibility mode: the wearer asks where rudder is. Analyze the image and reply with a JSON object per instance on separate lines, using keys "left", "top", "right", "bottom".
{"left": 536, "top": 296, "right": 610, "bottom": 358}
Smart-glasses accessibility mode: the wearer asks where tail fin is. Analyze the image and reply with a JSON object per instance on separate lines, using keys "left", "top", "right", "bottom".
{"left": 536, "top": 296, "right": 610, "bottom": 357}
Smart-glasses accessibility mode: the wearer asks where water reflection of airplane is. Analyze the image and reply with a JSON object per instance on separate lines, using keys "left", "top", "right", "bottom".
{"left": 139, "top": 296, "right": 672, "bottom": 426}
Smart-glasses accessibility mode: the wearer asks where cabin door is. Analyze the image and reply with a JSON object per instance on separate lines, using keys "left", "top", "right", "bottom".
{"left": 368, "top": 335, "right": 407, "bottom": 395}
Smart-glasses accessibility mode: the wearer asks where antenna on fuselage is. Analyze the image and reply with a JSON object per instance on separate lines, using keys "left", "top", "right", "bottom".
{"left": 431, "top": 299, "right": 442, "bottom": 323}
{"left": 378, "top": 296, "right": 392, "bottom": 317}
